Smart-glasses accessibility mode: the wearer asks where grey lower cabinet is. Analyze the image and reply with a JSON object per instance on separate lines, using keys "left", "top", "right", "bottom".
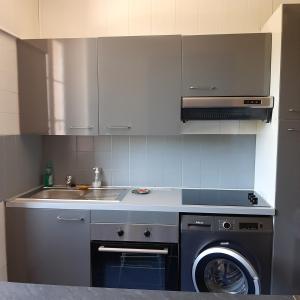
{"left": 17, "top": 38, "right": 99, "bottom": 135}
{"left": 98, "top": 35, "right": 181, "bottom": 135}
{"left": 279, "top": 5, "right": 300, "bottom": 120}
{"left": 182, "top": 33, "right": 271, "bottom": 97}
{"left": 6, "top": 208, "right": 91, "bottom": 286}
{"left": 272, "top": 120, "right": 300, "bottom": 294}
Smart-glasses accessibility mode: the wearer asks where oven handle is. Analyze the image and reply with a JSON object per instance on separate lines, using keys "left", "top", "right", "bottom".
{"left": 97, "top": 246, "right": 169, "bottom": 255}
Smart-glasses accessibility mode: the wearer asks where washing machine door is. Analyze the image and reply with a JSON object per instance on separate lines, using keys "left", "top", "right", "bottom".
{"left": 192, "top": 247, "right": 260, "bottom": 295}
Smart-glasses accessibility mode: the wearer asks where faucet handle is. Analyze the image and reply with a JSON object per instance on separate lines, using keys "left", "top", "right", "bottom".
{"left": 65, "top": 175, "right": 73, "bottom": 187}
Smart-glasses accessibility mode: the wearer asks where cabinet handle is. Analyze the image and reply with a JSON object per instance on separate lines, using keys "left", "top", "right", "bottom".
{"left": 97, "top": 246, "right": 168, "bottom": 255}
{"left": 106, "top": 125, "right": 131, "bottom": 129}
{"left": 69, "top": 126, "right": 94, "bottom": 129}
{"left": 287, "top": 128, "right": 300, "bottom": 132}
{"left": 289, "top": 108, "right": 300, "bottom": 113}
{"left": 57, "top": 216, "right": 85, "bottom": 222}
{"left": 189, "top": 86, "right": 216, "bottom": 90}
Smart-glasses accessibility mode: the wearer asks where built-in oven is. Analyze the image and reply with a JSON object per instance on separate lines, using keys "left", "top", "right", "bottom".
{"left": 90, "top": 211, "right": 179, "bottom": 291}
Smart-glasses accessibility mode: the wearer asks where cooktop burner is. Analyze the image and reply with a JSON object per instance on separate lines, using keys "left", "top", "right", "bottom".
{"left": 182, "top": 189, "right": 268, "bottom": 207}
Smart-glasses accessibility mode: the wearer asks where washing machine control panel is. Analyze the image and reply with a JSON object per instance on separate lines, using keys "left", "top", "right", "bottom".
{"left": 218, "top": 219, "right": 237, "bottom": 231}
{"left": 216, "top": 217, "right": 267, "bottom": 232}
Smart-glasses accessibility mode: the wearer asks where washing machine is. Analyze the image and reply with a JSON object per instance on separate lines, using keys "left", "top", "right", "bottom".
{"left": 180, "top": 215, "right": 273, "bottom": 295}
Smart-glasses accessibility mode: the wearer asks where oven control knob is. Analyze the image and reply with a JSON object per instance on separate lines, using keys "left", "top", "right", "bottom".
{"left": 144, "top": 230, "right": 151, "bottom": 238}
{"left": 117, "top": 229, "right": 124, "bottom": 237}
{"left": 222, "top": 222, "right": 231, "bottom": 230}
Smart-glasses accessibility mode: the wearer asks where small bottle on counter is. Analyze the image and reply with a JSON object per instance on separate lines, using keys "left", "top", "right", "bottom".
{"left": 43, "top": 161, "right": 54, "bottom": 187}
{"left": 92, "top": 167, "right": 102, "bottom": 188}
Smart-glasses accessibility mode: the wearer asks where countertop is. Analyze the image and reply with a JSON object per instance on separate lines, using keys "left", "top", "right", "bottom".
{"left": 6, "top": 187, "right": 276, "bottom": 216}
{"left": 0, "top": 282, "right": 292, "bottom": 300}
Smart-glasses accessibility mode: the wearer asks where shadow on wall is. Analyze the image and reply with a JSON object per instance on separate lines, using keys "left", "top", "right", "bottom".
{"left": 42, "top": 135, "right": 256, "bottom": 189}
{"left": 0, "top": 135, "right": 42, "bottom": 201}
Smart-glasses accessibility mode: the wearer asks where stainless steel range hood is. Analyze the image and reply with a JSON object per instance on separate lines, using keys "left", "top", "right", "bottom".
{"left": 181, "top": 96, "right": 274, "bottom": 123}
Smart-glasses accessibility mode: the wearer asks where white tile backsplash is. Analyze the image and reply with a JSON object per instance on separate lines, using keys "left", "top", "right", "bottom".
{"left": 43, "top": 135, "right": 256, "bottom": 189}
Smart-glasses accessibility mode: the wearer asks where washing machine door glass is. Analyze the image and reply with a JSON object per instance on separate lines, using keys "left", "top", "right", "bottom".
{"left": 192, "top": 247, "right": 260, "bottom": 295}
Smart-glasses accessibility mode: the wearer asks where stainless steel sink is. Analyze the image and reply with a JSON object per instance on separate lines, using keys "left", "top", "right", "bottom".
{"left": 30, "top": 189, "right": 86, "bottom": 200}
{"left": 83, "top": 189, "right": 127, "bottom": 202}
{"left": 25, "top": 187, "right": 128, "bottom": 202}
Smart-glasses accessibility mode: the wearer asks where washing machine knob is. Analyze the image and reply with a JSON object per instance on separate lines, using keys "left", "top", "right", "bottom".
{"left": 222, "top": 222, "right": 231, "bottom": 229}
{"left": 144, "top": 230, "right": 151, "bottom": 237}
{"left": 117, "top": 229, "right": 124, "bottom": 237}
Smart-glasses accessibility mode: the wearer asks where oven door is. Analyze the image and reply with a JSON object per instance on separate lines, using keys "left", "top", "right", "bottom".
{"left": 91, "top": 241, "right": 178, "bottom": 290}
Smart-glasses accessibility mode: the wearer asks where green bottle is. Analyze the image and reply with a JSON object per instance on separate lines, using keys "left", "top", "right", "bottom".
{"left": 43, "top": 162, "right": 54, "bottom": 187}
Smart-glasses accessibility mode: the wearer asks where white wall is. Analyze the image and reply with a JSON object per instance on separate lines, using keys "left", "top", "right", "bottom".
{"left": 0, "top": 30, "right": 20, "bottom": 281}
{"left": 37, "top": 0, "right": 300, "bottom": 39}
{"left": 39, "top": 0, "right": 273, "bottom": 38}
{"left": 0, "top": 0, "right": 39, "bottom": 38}
{"left": 254, "top": 6, "right": 283, "bottom": 207}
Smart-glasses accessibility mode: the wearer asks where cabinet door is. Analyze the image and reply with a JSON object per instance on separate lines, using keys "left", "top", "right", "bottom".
{"left": 17, "top": 38, "right": 99, "bottom": 135}
{"left": 182, "top": 34, "right": 271, "bottom": 97}
{"left": 98, "top": 36, "right": 181, "bottom": 135}
{"left": 272, "top": 120, "right": 300, "bottom": 294}
{"left": 47, "top": 39, "right": 99, "bottom": 135}
{"left": 279, "top": 5, "right": 300, "bottom": 120}
{"left": 6, "top": 208, "right": 90, "bottom": 286}
{"left": 17, "top": 40, "right": 49, "bottom": 134}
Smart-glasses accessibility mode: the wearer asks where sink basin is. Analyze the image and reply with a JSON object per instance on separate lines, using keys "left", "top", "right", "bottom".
{"left": 84, "top": 189, "right": 127, "bottom": 201}
{"left": 24, "top": 187, "right": 128, "bottom": 202}
{"left": 30, "top": 189, "right": 86, "bottom": 200}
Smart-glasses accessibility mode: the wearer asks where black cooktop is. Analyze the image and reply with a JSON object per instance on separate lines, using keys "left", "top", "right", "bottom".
{"left": 182, "top": 189, "right": 268, "bottom": 207}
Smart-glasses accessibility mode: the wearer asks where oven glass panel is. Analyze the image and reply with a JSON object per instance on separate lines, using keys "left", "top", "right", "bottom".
{"left": 91, "top": 242, "right": 178, "bottom": 291}
{"left": 97, "top": 252, "right": 165, "bottom": 289}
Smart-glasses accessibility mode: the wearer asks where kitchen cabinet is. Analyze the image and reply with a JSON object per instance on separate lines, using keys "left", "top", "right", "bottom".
{"left": 270, "top": 5, "right": 300, "bottom": 295}
{"left": 17, "top": 40, "right": 49, "bottom": 134}
{"left": 17, "top": 38, "right": 99, "bottom": 135}
{"left": 279, "top": 5, "right": 300, "bottom": 120}
{"left": 98, "top": 35, "right": 181, "bottom": 135}
{"left": 272, "top": 120, "right": 300, "bottom": 294}
{"left": 182, "top": 33, "right": 271, "bottom": 97}
{"left": 6, "top": 208, "right": 90, "bottom": 286}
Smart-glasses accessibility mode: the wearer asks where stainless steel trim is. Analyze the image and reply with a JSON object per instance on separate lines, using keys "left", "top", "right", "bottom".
{"left": 90, "top": 223, "right": 178, "bottom": 243}
{"left": 69, "top": 126, "right": 94, "bottom": 129}
{"left": 97, "top": 246, "right": 168, "bottom": 255}
{"left": 189, "top": 86, "right": 216, "bottom": 91}
{"left": 57, "top": 216, "right": 85, "bottom": 222}
{"left": 288, "top": 128, "right": 300, "bottom": 132}
{"left": 182, "top": 96, "right": 273, "bottom": 109}
{"left": 289, "top": 108, "right": 300, "bottom": 112}
{"left": 192, "top": 246, "right": 260, "bottom": 295}
{"left": 106, "top": 125, "right": 132, "bottom": 129}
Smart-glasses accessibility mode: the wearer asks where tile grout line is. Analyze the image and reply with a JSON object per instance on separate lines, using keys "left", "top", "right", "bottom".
{"left": 128, "top": 135, "right": 131, "bottom": 186}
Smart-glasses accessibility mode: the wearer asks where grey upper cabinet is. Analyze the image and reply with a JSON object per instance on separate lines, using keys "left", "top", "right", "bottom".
{"left": 182, "top": 33, "right": 271, "bottom": 97}
{"left": 279, "top": 5, "right": 300, "bottom": 120}
{"left": 17, "top": 40, "right": 49, "bottom": 134}
{"left": 98, "top": 35, "right": 181, "bottom": 135}
{"left": 6, "top": 208, "right": 91, "bottom": 286}
{"left": 17, "top": 38, "right": 99, "bottom": 135}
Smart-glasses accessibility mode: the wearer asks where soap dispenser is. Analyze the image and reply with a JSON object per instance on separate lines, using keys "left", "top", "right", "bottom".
{"left": 92, "top": 167, "right": 102, "bottom": 188}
